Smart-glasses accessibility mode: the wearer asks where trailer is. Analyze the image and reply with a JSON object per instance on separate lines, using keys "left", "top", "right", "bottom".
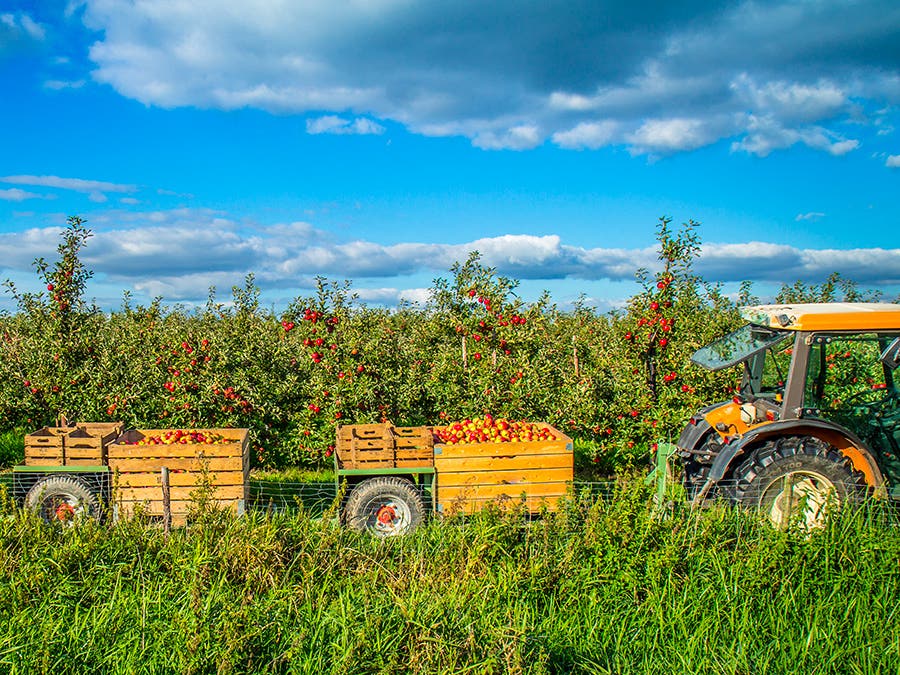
{"left": 12, "top": 423, "right": 249, "bottom": 527}
{"left": 335, "top": 420, "right": 574, "bottom": 536}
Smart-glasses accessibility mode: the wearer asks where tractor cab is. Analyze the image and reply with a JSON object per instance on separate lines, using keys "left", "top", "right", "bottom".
{"left": 678, "top": 303, "right": 900, "bottom": 524}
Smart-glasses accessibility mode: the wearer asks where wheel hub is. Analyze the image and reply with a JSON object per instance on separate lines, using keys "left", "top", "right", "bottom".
{"left": 54, "top": 501, "right": 76, "bottom": 521}
{"left": 765, "top": 471, "right": 836, "bottom": 529}
{"left": 376, "top": 505, "right": 397, "bottom": 525}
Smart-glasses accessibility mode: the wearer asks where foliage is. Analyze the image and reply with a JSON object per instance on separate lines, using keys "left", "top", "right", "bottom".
{"left": 0, "top": 484, "right": 897, "bottom": 674}
{"left": 0, "top": 216, "right": 886, "bottom": 471}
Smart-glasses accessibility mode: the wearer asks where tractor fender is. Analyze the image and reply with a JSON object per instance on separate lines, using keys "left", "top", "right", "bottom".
{"left": 707, "top": 418, "right": 885, "bottom": 488}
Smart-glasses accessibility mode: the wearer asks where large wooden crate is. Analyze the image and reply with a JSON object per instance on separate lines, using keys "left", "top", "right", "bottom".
{"left": 65, "top": 422, "right": 123, "bottom": 466}
{"left": 23, "top": 427, "right": 67, "bottom": 466}
{"left": 107, "top": 428, "right": 249, "bottom": 525}
{"left": 336, "top": 423, "right": 433, "bottom": 469}
{"left": 433, "top": 424, "right": 573, "bottom": 515}
{"left": 24, "top": 421, "right": 124, "bottom": 466}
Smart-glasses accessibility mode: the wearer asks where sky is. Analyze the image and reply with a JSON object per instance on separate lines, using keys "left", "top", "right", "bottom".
{"left": 1, "top": 0, "right": 899, "bottom": 313}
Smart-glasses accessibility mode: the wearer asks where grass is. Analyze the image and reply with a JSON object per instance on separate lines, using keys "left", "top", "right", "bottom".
{"left": 0, "top": 429, "right": 24, "bottom": 469}
{"left": 0, "top": 480, "right": 897, "bottom": 674}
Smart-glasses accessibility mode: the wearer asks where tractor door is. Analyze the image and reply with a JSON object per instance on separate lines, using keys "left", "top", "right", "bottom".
{"left": 804, "top": 332, "right": 900, "bottom": 488}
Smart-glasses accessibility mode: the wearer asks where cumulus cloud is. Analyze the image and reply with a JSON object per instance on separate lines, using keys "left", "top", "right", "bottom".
{"left": 552, "top": 121, "right": 619, "bottom": 150}
{"left": 73, "top": 0, "right": 899, "bottom": 155}
{"left": 730, "top": 115, "right": 861, "bottom": 157}
{"left": 4, "top": 209, "right": 897, "bottom": 304}
{"left": 887, "top": 155, "right": 900, "bottom": 167}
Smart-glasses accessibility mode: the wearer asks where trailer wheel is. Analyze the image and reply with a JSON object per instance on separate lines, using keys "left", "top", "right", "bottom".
{"left": 343, "top": 477, "right": 425, "bottom": 536}
{"left": 25, "top": 476, "right": 101, "bottom": 525}
{"left": 732, "top": 436, "right": 867, "bottom": 529}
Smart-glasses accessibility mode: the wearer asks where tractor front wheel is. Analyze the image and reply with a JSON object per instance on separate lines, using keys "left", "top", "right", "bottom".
{"left": 732, "top": 436, "right": 867, "bottom": 529}
{"left": 25, "top": 476, "right": 102, "bottom": 525}
{"left": 343, "top": 477, "right": 425, "bottom": 536}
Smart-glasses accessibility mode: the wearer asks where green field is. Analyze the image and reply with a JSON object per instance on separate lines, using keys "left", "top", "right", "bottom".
{"left": 0, "top": 481, "right": 897, "bottom": 674}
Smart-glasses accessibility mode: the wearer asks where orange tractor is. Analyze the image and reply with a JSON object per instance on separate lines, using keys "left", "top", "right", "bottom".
{"left": 676, "top": 302, "right": 900, "bottom": 526}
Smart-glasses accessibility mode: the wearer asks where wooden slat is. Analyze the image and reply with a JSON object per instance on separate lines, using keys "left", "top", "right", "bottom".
{"left": 439, "top": 495, "right": 564, "bottom": 515}
{"left": 107, "top": 444, "right": 244, "bottom": 460}
{"left": 116, "top": 500, "right": 242, "bottom": 518}
{"left": 438, "top": 481, "right": 567, "bottom": 501}
{"left": 24, "top": 457, "right": 65, "bottom": 466}
{"left": 116, "top": 470, "right": 246, "bottom": 488}
{"left": 109, "top": 457, "right": 244, "bottom": 472}
{"left": 66, "top": 458, "right": 105, "bottom": 466}
{"left": 25, "top": 446, "right": 66, "bottom": 458}
{"left": 433, "top": 452, "right": 573, "bottom": 473}
{"left": 436, "top": 466, "right": 573, "bottom": 488}
{"left": 435, "top": 439, "right": 570, "bottom": 459}
{"left": 116, "top": 484, "right": 246, "bottom": 502}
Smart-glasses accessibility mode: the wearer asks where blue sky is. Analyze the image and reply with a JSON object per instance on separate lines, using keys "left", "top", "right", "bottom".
{"left": 1, "top": 0, "right": 899, "bottom": 312}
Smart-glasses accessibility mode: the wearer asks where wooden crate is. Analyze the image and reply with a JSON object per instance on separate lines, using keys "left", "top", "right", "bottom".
{"left": 65, "top": 423, "right": 123, "bottom": 466}
{"left": 107, "top": 428, "right": 249, "bottom": 524}
{"left": 24, "top": 427, "right": 67, "bottom": 466}
{"left": 336, "top": 423, "right": 433, "bottom": 469}
{"left": 24, "top": 421, "right": 124, "bottom": 467}
{"left": 433, "top": 424, "right": 573, "bottom": 515}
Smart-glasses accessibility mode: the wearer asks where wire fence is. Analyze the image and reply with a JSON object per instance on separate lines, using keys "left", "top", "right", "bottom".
{"left": 2, "top": 471, "right": 898, "bottom": 526}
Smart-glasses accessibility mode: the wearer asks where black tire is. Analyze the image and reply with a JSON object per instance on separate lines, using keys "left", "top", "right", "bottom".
{"left": 343, "top": 477, "right": 425, "bottom": 536}
{"left": 731, "top": 436, "right": 867, "bottom": 529}
{"left": 25, "top": 476, "right": 102, "bottom": 524}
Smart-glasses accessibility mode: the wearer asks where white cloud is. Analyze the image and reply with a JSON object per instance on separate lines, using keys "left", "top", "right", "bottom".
{"left": 886, "top": 155, "right": 900, "bottom": 167}
{"left": 731, "top": 76, "right": 847, "bottom": 123}
{"left": 796, "top": 212, "right": 826, "bottom": 222}
{"left": 1, "top": 11, "right": 45, "bottom": 42}
{"left": 44, "top": 79, "right": 86, "bottom": 90}
{"left": 731, "top": 116, "right": 859, "bottom": 157}
{"left": 473, "top": 125, "right": 542, "bottom": 151}
{"left": 1, "top": 175, "right": 137, "bottom": 195}
{"left": 3, "top": 209, "right": 899, "bottom": 304}
{"left": 0, "top": 188, "right": 47, "bottom": 201}
{"left": 306, "top": 115, "right": 386, "bottom": 135}
{"left": 74, "top": 1, "right": 899, "bottom": 158}
{"left": 552, "top": 121, "right": 618, "bottom": 150}
{"left": 628, "top": 118, "right": 720, "bottom": 154}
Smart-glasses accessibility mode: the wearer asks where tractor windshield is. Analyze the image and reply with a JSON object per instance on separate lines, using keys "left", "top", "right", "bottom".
{"left": 691, "top": 324, "right": 789, "bottom": 371}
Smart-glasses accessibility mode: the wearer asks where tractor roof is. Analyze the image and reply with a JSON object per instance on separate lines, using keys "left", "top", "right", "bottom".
{"left": 740, "top": 302, "right": 900, "bottom": 332}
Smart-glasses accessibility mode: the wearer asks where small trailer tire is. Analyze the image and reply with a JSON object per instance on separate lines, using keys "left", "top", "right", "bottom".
{"left": 343, "top": 476, "right": 425, "bottom": 536}
{"left": 25, "top": 476, "right": 102, "bottom": 524}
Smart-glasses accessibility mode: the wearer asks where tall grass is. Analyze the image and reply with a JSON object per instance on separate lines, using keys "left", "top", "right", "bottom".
{"left": 0, "top": 481, "right": 897, "bottom": 674}
{"left": 0, "top": 429, "right": 23, "bottom": 469}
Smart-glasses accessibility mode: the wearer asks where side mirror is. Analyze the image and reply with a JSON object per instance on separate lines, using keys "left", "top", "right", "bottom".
{"left": 880, "top": 337, "right": 900, "bottom": 370}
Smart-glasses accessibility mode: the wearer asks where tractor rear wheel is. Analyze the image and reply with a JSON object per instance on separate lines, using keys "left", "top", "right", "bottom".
{"left": 343, "top": 477, "right": 425, "bottom": 536}
{"left": 25, "top": 476, "right": 102, "bottom": 525}
{"left": 731, "top": 436, "right": 867, "bottom": 529}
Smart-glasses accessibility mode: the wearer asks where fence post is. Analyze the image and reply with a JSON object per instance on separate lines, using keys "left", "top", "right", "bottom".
{"left": 161, "top": 466, "right": 171, "bottom": 537}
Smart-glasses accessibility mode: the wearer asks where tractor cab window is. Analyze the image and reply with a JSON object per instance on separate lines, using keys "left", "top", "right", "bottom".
{"left": 691, "top": 324, "right": 789, "bottom": 371}
{"left": 803, "top": 333, "right": 899, "bottom": 411}
{"left": 691, "top": 323, "right": 792, "bottom": 401}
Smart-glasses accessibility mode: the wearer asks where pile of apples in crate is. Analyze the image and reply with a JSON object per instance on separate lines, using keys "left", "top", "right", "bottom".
{"left": 124, "top": 429, "right": 231, "bottom": 445}
{"left": 432, "top": 415, "right": 556, "bottom": 445}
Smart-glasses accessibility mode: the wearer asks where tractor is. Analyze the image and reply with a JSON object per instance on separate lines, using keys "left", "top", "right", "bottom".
{"left": 676, "top": 302, "right": 900, "bottom": 527}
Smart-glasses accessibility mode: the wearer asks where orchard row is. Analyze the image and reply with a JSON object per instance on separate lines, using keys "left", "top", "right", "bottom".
{"left": 2, "top": 217, "right": 878, "bottom": 471}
